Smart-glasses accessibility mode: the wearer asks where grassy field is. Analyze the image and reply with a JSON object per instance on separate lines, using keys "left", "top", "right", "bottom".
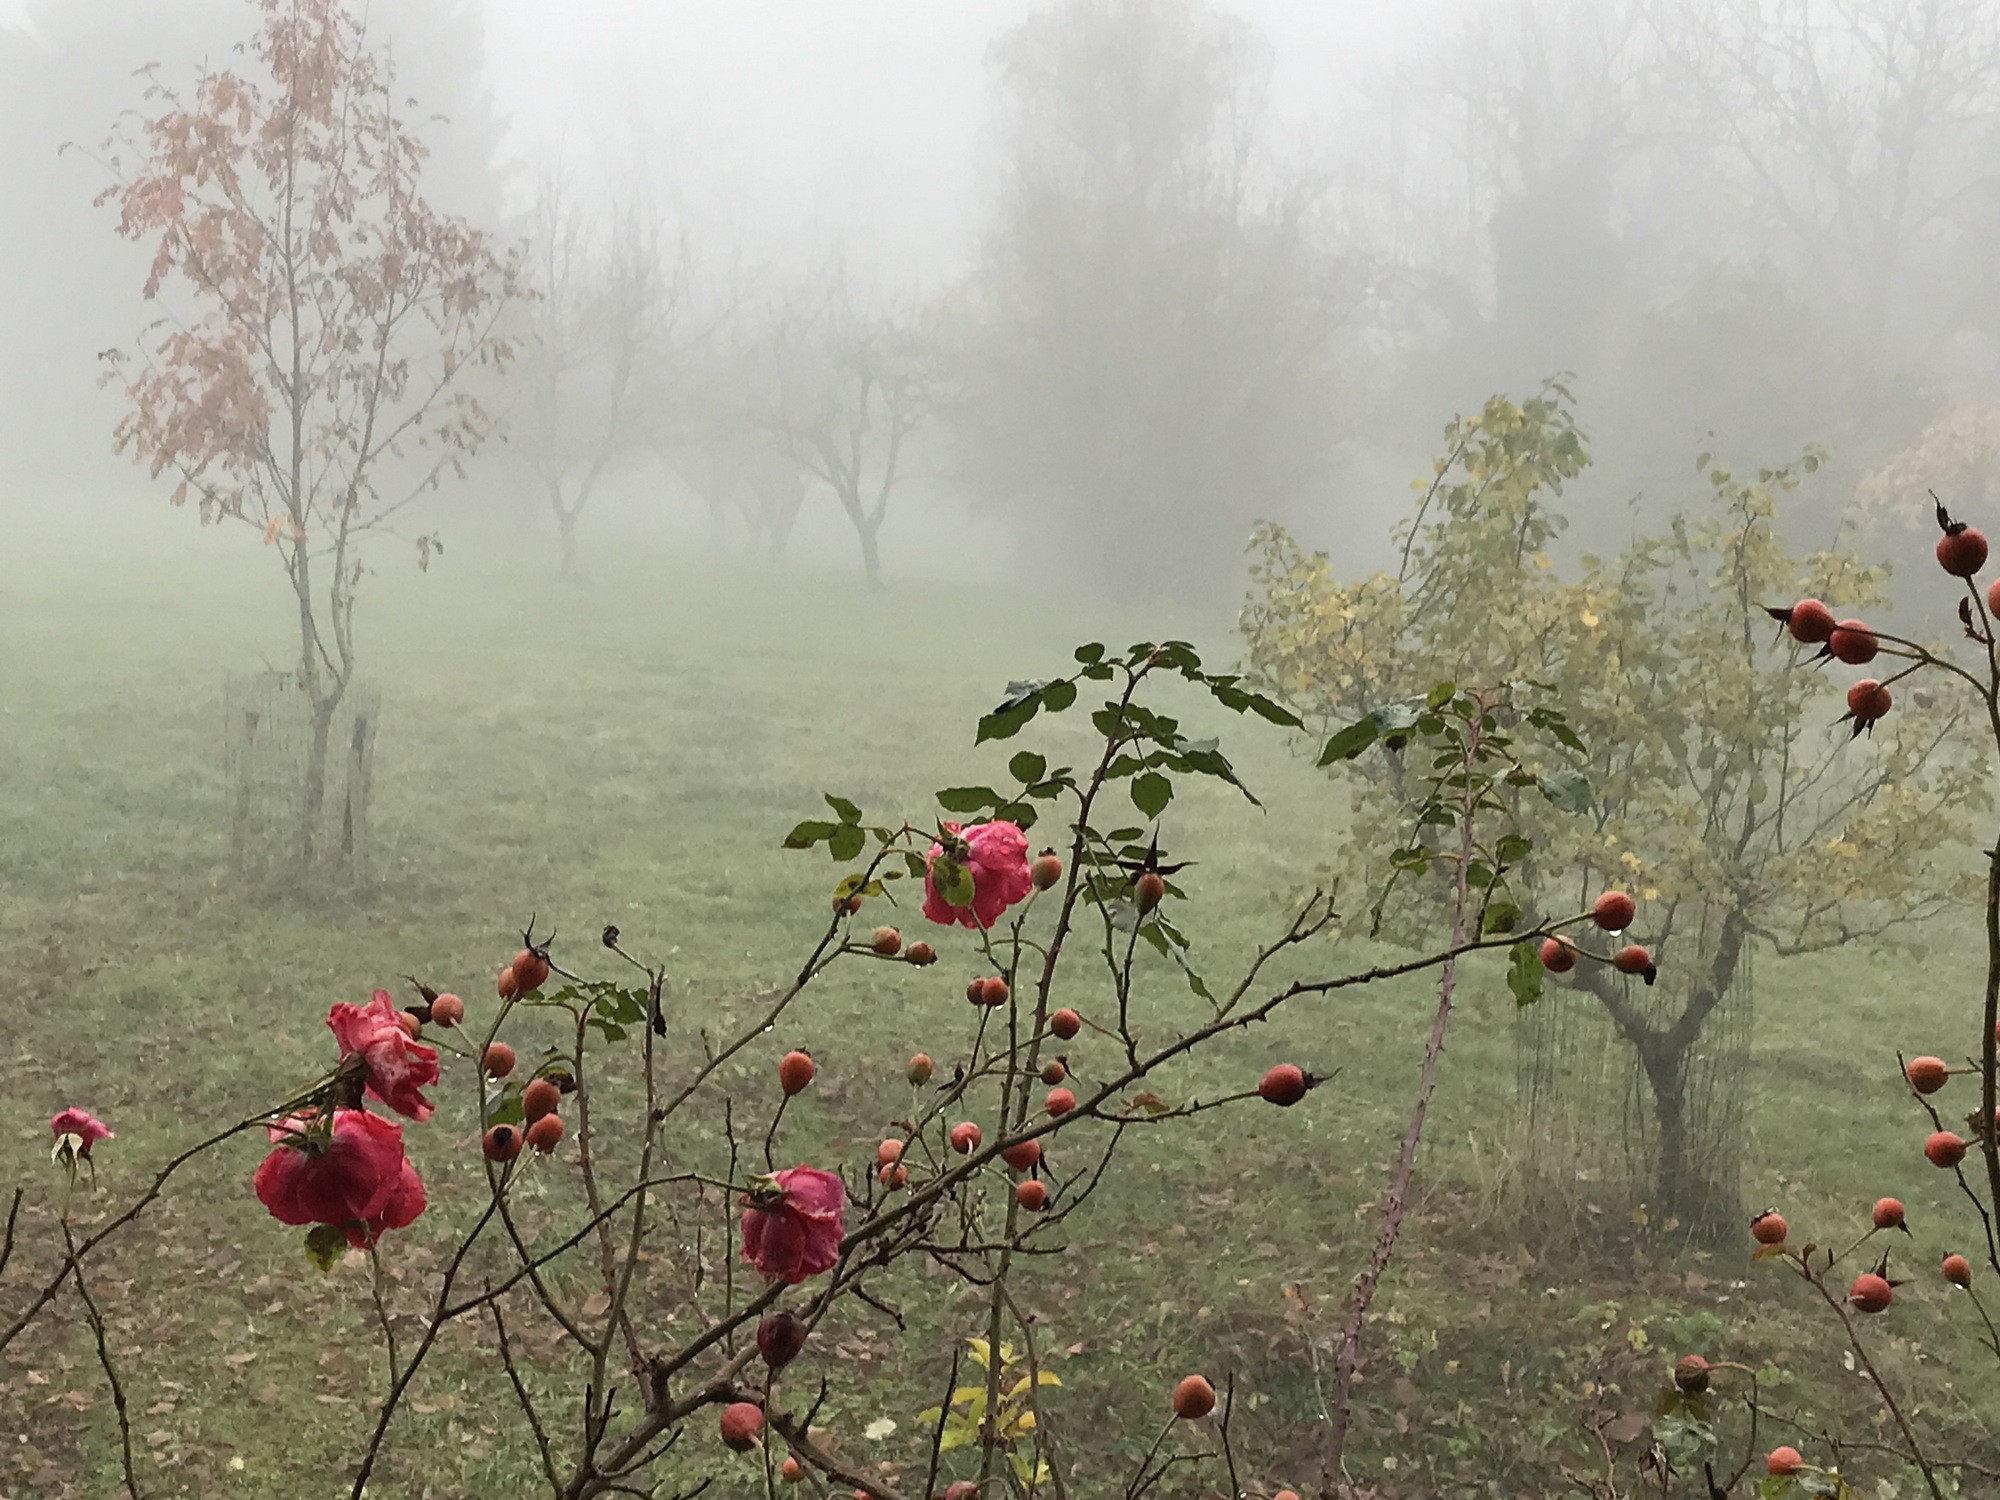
{"left": 0, "top": 523, "right": 1995, "bottom": 1499}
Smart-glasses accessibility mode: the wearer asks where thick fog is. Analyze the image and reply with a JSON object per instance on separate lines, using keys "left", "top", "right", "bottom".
{"left": 5, "top": 0, "right": 1998, "bottom": 602}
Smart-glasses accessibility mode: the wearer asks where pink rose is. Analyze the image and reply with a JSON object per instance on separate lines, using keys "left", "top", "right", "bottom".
{"left": 253, "top": 1108, "right": 426, "bottom": 1246}
{"left": 50, "top": 1108, "right": 114, "bottom": 1159}
{"left": 740, "top": 1165, "right": 847, "bottom": 1284}
{"left": 327, "top": 989, "right": 440, "bottom": 1122}
{"left": 922, "top": 820, "right": 1033, "bottom": 930}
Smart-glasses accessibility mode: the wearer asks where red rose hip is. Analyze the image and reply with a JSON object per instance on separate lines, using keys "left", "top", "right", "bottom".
{"left": 1849, "top": 1272, "right": 1892, "bottom": 1313}
{"left": 522, "top": 1078, "right": 561, "bottom": 1122}
{"left": 482, "top": 1042, "right": 516, "bottom": 1079}
{"left": 1767, "top": 1446, "right": 1803, "bottom": 1477}
{"left": 720, "top": 1401, "right": 764, "bottom": 1452}
{"left": 1943, "top": 1253, "right": 1972, "bottom": 1287}
{"left": 1927, "top": 1130, "right": 1968, "bottom": 1168}
{"left": 1939, "top": 526, "right": 1988, "bottom": 577}
{"left": 1751, "top": 1211, "right": 1787, "bottom": 1245}
{"left": 1905, "top": 1056, "right": 1949, "bottom": 1094}
{"left": 1785, "top": 598, "right": 1836, "bottom": 644}
{"left": 1171, "top": 1374, "right": 1215, "bottom": 1420}
{"left": 1259, "top": 1064, "right": 1309, "bottom": 1106}
{"left": 950, "top": 1122, "right": 982, "bottom": 1155}
{"left": 779, "top": 1050, "right": 817, "bottom": 1096}
{"left": 1828, "top": 619, "right": 1878, "bottom": 664}
{"left": 1050, "top": 1007, "right": 1082, "bottom": 1040}
{"left": 526, "top": 1114, "right": 565, "bottom": 1153}
{"left": 1872, "top": 1197, "right": 1906, "bottom": 1231}
{"left": 1592, "top": 891, "right": 1635, "bottom": 931}
{"left": 1016, "top": 1179, "right": 1048, "bottom": 1211}
{"left": 1540, "top": 936, "right": 1577, "bottom": 973}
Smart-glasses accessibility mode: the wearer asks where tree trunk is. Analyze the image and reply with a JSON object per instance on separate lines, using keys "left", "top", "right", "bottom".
{"left": 855, "top": 518, "right": 883, "bottom": 591}
{"left": 300, "top": 691, "right": 338, "bottom": 868}
{"left": 557, "top": 506, "right": 580, "bottom": 579}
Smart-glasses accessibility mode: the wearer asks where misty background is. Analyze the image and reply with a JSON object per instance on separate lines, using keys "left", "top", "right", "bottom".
{"left": 8, "top": 0, "right": 1995, "bottom": 613}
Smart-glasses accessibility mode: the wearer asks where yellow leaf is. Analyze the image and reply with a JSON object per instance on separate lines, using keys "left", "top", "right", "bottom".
{"left": 263, "top": 516, "right": 282, "bottom": 544}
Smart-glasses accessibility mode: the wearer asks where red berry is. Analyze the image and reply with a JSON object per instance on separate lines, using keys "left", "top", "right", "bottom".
{"left": 1849, "top": 1272, "right": 1892, "bottom": 1313}
{"left": 1927, "top": 1130, "right": 1968, "bottom": 1168}
{"left": 1259, "top": 1063, "right": 1309, "bottom": 1106}
{"left": 1942, "top": 1253, "right": 1972, "bottom": 1287}
{"left": 907, "top": 1053, "right": 934, "bottom": 1086}
{"left": 979, "top": 977, "right": 1011, "bottom": 1007}
{"left": 1274, "top": 1492, "right": 1301, "bottom": 1500}
{"left": 1171, "top": 1374, "right": 1215, "bottom": 1420}
{"left": 779, "top": 1050, "right": 816, "bottom": 1097}
{"left": 1612, "top": 944, "right": 1653, "bottom": 977}
{"left": 1673, "top": 1354, "right": 1710, "bottom": 1394}
{"left": 876, "top": 1138, "right": 904, "bottom": 1167}
{"left": 1135, "top": 872, "right": 1167, "bottom": 912}
{"left": 1041, "top": 1060, "right": 1067, "bottom": 1085}
{"left": 905, "top": 941, "right": 937, "bottom": 966}
{"left": 1786, "top": 599, "right": 1836, "bottom": 644}
{"left": 522, "top": 1078, "right": 561, "bottom": 1123}
{"left": 512, "top": 949, "right": 550, "bottom": 993}
{"left": 781, "top": 1456, "right": 805, "bottom": 1483}
{"left": 1031, "top": 852, "right": 1063, "bottom": 890}
{"left": 834, "top": 894, "right": 863, "bottom": 915}
{"left": 526, "top": 1113, "right": 565, "bottom": 1153}
{"left": 1767, "top": 1446, "right": 1803, "bottom": 1477}
{"left": 1989, "top": 578, "right": 2000, "bottom": 619}
{"left": 1592, "top": 891, "right": 1635, "bottom": 931}
{"left": 757, "top": 1310, "right": 808, "bottom": 1370}
{"left": 497, "top": 966, "right": 519, "bottom": 1000}
{"left": 1828, "top": 619, "right": 1878, "bottom": 664}
{"left": 1001, "top": 1138, "right": 1042, "bottom": 1172}
{"left": 944, "top": 1485, "right": 979, "bottom": 1500}
{"left": 1045, "top": 1087, "right": 1076, "bottom": 1116}
{"left": 720, "top": 1401, "right": 764, "bottom": 1452}
{"left": 1751, "top": 1211, "right": 1787, "bottom": 1245}
{"left": 482, "top": 1124, "right": 522, "bottom": 1163}
{"left": 871, "top": 926, "right": 902, "bottom": 957}
{"left": 1905, "top": 1056, "right": 1949, "bottom": 1094}
{"left": 1050, "top": 1008, "right": 1082, "bottom": 1041}
{"left": 950, "top": 1122, "right": 982, "bottom": 1155}
{"left": 1939, "top": 527, "right": 1988, "bottom": 577}
{"left": 1873, "top": 1197, "right": 1906, "bottom": 1230}
{"left": 482, "top": 1042, "right": 516, "bottom": 1079}
{"left": 397, "top": 1010, "right": 422, "bottom": 1040}
{"left": 1540, "top": 936, "right": 1577, "bottom": 974}
{"left": 1847, "top": 678, "right": 1892, "bottom": 729}
{"left": 1016, "top": 1179, "right": 1048, "bottom": 1211}
{"left": 430, "top": 993, "right": 464, "bottom": 1027}
{"left": 877, "top": 1162, "right": 908, "bottom": 1189}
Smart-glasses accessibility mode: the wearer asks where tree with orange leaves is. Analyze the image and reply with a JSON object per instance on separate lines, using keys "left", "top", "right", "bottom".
{"left": 96, "top": 0, "right": 521, "bottom": 866}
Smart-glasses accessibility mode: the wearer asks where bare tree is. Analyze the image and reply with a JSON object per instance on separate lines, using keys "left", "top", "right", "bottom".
{"left": 754, "top": 269, "right": 932, "bottom": 592}
{"left": 518, "top": 179, "right": 681, "bottom": 578}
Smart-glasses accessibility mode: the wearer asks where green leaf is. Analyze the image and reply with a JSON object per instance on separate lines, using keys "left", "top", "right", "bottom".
{"left": 932, "top": 856, "right": 976, "bottom": 910}
{"left": 783, "top": 820, "right": 838, "bottom": 849}
{"left": 1042, "top": 678, "right": 1078, "bottom": 712}
{"left": 977, "top": 684, "right": 1045, "bottom": 743}
{"left": 1425, "top": 681, "right": 1456, "bottom": 709}
{"left": 828, "top": 823, "right": 866, "bottom": 862}
{"left": 1318, "top": 715, "right": 1380, "bottom": 765}
{"left": 1131, "top": 772, "right": 1173, "bottom": 820}
{"left": 1537, "top": 769, "right": 1593, "bottom": 814}
{"left": 1482, "top": 901, "right": 1523, "bottom": 935}
{"left": 1508, "top": 941, "right": 1545, "bottom": 1007}
{"left": 1008, "top": 751, "right": 1047, "bottom": 785}
{"left": 1073, "top": 643, "right": 1105, "bottom": 666}
{"left": 937, "top": 785, "right": 999, "bottom": 814}
{"left": 304, "top": 1224, "right": 349, "bottom": 1272}
{"left": 824, "top": 794, "right": 862, "bottom": 824}
{"left": 1495, "top": 833, "right": 1533, "bottom": 864}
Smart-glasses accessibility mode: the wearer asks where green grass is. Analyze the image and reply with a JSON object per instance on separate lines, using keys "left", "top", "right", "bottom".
{"left": 0, "top": 525, "right": 1994, "bottom": 1499}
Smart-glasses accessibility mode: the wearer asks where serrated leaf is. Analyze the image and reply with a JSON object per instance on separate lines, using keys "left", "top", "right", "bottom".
{"left": 784, "top": 820, "right": 837, "bottom": 849}
{"left": 1508, "top": 941, "right": 1544, "bottom": 1007}
{"left": 1319, "top": 715, "right": 1379, "bottom": 764}
{"left": 1131, "top": 772, "right": 1172, "bottom": 819}
{"left": 303, "top": 1224, "right": 348, "bottom": 1272}
{"left": 1537, "top": 768, "right": 1593, "bottom": 814}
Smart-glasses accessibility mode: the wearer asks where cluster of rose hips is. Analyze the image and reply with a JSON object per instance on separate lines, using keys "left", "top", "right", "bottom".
{"left": 1538, "top": 890, "right": 1655, "bottom": 983}
{"left": 469, "top": 944, "right": 569, "bottom": 1162}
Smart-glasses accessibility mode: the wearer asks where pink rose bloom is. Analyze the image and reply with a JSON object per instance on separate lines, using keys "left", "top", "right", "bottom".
{"left": 50, "top": 1108, "right": 114, "bottom": 1159}
{"left": 740, "top": 1165, "right": 847, "bottom": 1284}
{"left": 922, "top": 820, "right": 1033, "bottom": 930}
{"left": 253, "top": 1108, "right": 426, "bottom": 1246}
{"left": 327, "top": 989, "right": 440, "bottom": 1122}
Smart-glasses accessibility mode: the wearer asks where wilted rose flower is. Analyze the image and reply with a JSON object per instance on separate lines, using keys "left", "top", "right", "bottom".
{"left": 327, "top": 989, "right": 440, "bottom": 1122}
{"left": 740, "top": 1165, "right": 847, "bottom": 1284}
{"left": 50, "top": 1108, "right": 114, "bottom": 1161}
{"left": 923, "top": 821, "right": 1033, "bottom": 930}
{"left": 253, "top": 1108, "right": 426, "bottom": 1246}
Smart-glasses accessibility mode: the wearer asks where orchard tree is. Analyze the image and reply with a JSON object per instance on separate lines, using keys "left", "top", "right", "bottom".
{"left": 959, "top": 0, "right": 1352, "bottom": 601}
{"left": 754, "top": 267, "right": 932, "bottom": 591}
{"left": 96, "top": 0, "right": 522, "bottom": 864}
{"left": 1242, "top": 384, "right": 1988, "bottom": 1240}
{"left": 519, "top": 179, "right": 681, "bottom": 578}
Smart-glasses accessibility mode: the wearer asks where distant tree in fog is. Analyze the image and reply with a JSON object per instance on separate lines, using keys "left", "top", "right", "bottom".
{"left": 518, "top": 179, "right": 683, "bottom": 578}
{"left": 753, "top": 268, "right": 934, "bottom": 592}
{"left": 96, "top": 0, "right": 521, "bottom": 865}
{"left": 958, "top": 0, "right": 1354, "bottom": 602}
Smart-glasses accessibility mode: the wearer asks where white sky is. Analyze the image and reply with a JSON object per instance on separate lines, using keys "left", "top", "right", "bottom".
{"left": 479, "top": 1, "right": 1438, "bottom": 287}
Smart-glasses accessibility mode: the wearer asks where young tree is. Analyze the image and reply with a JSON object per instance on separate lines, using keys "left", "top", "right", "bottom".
{"left": 755, "top": 269, "right": 932, "bottom": 592}
{"left": 97, "top": 0, "right": 521, "bottom": 865}
{"left": 1242, "top": 386, "right": 1988, "bottom": 1240}
{"left": 519, "top": 179, "right": 680, "bottom": 578}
